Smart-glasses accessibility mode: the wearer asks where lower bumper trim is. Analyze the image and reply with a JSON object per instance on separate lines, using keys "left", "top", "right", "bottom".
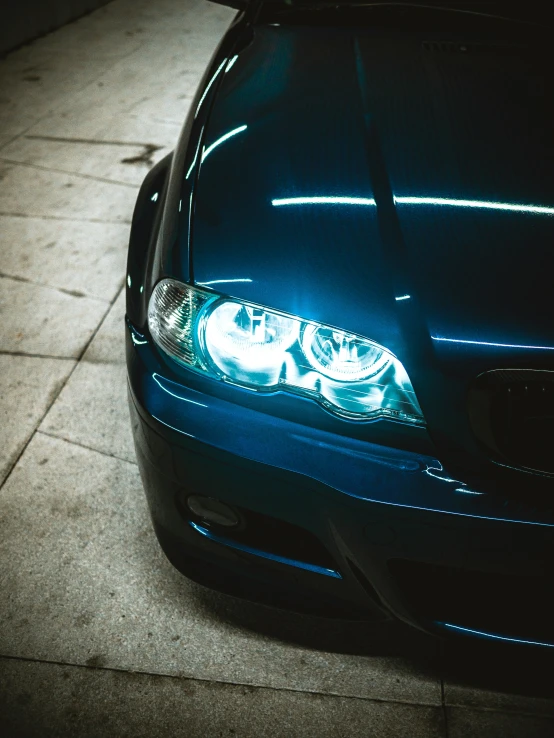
{"left": 189, "top": 521, "right": 343, "bottom": 579}
{"left": 435, "top": 621, "right": 554, "bottom": 649}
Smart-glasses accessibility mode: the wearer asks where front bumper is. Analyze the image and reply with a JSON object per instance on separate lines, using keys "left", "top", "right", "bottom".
{"left": 127, "top": 321, "right": 554, "bottom": 646}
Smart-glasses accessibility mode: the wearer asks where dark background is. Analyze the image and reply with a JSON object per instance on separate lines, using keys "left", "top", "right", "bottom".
{"left": 1, "top": 0, "right": 114, "bottom": 54}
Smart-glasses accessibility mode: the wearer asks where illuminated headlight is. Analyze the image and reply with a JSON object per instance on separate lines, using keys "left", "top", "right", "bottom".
{"left": 148, "top": 278, "right": 424, "bottom": 425}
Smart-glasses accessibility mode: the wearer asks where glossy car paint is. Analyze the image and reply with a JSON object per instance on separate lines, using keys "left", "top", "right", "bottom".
{"left": 127, "top": 3, "right": 554, "bottom": 645}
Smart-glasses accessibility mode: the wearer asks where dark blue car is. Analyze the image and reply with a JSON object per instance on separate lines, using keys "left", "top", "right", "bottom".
{"left": 126, "top": 0, "right": 554, "bottom": 648}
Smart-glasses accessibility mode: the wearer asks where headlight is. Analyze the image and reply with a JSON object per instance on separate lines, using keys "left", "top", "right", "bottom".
{"left": 148, "top": 278, "right": 424, "bottom": 425}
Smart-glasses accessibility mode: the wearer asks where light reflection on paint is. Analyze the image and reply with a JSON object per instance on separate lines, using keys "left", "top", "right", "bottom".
{"left": 130, "top": 333, "right": 148, "bottom": 346}
{"left": 424, "top": 462, "right": 462, "bottom": 485}
{"left": 394, "top": 196, "right": 554, "bottom": 216}
{"left": 395, "top": 295, "right": 411, "bottom": 301}
{"left": 189, "top": 521, "right": 342, "bottom": 578}
{"left": 185, "top": 133, "right": 204, "bottom": 180}
{"left": 272, "top": 196, "right": 376, "bottom": 207}
{"left": 225, "top": 55, "right": 238, "bottom": 72}
{"left": 436, "top": 622, "right": 554, "bottom": 648}
{"left": 195, "top": 59, "right": 227, "bottom": 117}
{"left": 187, "top": 190, "right": 194, "bottom": 252}
{"left": 201, "top": 124, "right": 247, "bottom": 163}
{"left": 271, "top": 194, "right": 554, "bottom": 215}
{"left": 198, "top": 278, "right": 253, "bottom": 286}
{"left": 142, "top": 371, "right": 554, "bottom": 529}
{"left": 351, "top": 495, "right": 554, "bottom": 528}
{"left": 432, "top": 336, "right": 554, "bottom": 351}
{"left": 150, "top": 192, "right": 159, "bottom": 202}
{"left": 151, "top": 414, "right": 196, "bottom": 439}
{"left": 455, "top": 488, "right": 484, "bottom": 496}
{"left": 290, "top": 433, "right": 421, "bottom": 472}
{"left": 127, "top": 275, "right": 131, "bottom": 288}
{"left": 152, "top": 373, "right": 208, "bottom": 407}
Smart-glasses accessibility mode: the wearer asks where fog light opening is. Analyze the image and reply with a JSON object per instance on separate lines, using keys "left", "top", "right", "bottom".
{"left": 186, "top": 495, "right": 241, "bottom": 529}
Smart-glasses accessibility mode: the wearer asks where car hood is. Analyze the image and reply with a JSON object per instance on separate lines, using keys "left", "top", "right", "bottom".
{"left": 190, "top": 24, "right": 554, "bottom": 367}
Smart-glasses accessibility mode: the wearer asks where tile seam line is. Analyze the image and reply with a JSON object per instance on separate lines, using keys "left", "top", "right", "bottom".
{"left": 0, "top": 271, "right": 110, "bottom": 303}
{"left": 0, "top": 211, "right": 131, "bottom": 225}
{"left": 36, "top": 430, "right": 137, "bottom": 468}
{"left": 0, "top": 132, "right": 23, "bottom": 154}
{"left": 444, "top": 703, "right": 554, "bottom": 719}
{"left": 25, "top": 134, "right": 163, "bottom": 148}
{"left": 129, "top": 114, "right": 187, "bottom": 126}
{"left": 440, "top": 640, "right": 448, "bottom": 738}
{"left": 445, "top": 695, "right": 554, "bottom": 718}
{"left": 0, "top": 350, "right": 76, "bottom": 361}
{"left": 442, "top": 680, "right": 449, "bottom": 737}
{"left": 0, "top": 156, "right": 140, "bottom": 189}
{"left": 0, "top": 285, "right": 125, "bottom": 492}
{"left": 0, "top": 653, "right": 442, "bottom": 709}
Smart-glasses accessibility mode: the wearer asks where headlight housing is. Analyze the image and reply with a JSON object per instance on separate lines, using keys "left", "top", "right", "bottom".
{"left": 148, "top": 279, "right": 424, "bottom": 425}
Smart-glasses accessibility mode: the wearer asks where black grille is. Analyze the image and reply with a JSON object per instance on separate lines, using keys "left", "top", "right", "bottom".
{"left": 468, "top": 369, "right": 554, "bottom": 476}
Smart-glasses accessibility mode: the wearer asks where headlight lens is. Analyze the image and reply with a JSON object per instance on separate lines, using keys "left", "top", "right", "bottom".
{"left": 148, "top": 278, "right": 424, "bottom": 425}
{"left": 204, "top": 302, "right": 299, "bottom": 385}
{"left": 301, "top": 324, "right": 389, "bottom": 382}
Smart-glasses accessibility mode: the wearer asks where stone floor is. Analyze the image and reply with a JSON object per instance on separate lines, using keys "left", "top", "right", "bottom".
{"left": 1, "top": 1, "right": 554, "bottom": 736}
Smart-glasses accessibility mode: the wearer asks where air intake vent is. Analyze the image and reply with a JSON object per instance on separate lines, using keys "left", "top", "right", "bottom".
{"left": 422, "top": 41, "right": 527, "bottom": 55}
{"left": 468, "top": 369, "right": 554, "bottom": 476}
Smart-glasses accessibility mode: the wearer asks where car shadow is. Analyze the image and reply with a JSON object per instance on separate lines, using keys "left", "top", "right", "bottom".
{"left": 146, "top": 535, "right": 554, "bottom": 707}
{"left": 189, "top": 579, "right": 554, "bottom": 708}
{"left": 442, "top": 637, "right": 554, "bottom": 705}
{"left": 188, "top": 578, "right": 441, "bottom": 664}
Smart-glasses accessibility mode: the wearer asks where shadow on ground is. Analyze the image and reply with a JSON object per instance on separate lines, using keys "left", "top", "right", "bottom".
{"left": 189, "top": 576, "right": 554, "bottom": 708}
{"left": 189, "top": 578, "right": 441, "bottom": 663}
{"left": 443, "top": 637, "right": 554, "bottom": 704}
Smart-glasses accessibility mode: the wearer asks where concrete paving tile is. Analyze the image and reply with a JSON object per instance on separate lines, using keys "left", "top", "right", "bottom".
{"left": 0, "top": 45, "right": 116, "bottom": 86}
{"left": 0, "top": 276, "right": 108, "bottom": 358}
{"left": 0, "top": 215, "right": 127, "bottom": 302}
{"left": 3, "top": 0, "right": 231, "bottom": 141}
{"left": 0, "top": 0, "right": 232, "bottom": 138}
{"left": 444, "top": 640, "right": 554, "bottom": 717}
{"left": 126, "top": 88, "right": 197, "bottom": 127}
{"left": 28, "top": 6, "right": 146, "bottom": 58}
{"left": 40, "top": 361, "right": 134, "bottom": 462}
{"left": 83, "top": 288, "right": 126, "bottom": 364}
{"left": 0, "top": 433, "right": 442, "bottom": 705}
{"left": 31, "top": 0, "right": 233, "bottom": 56}
{"left": 2, "top": 124, "right": 178, "bottom": 187}
{"left": 0, "top": 659, "right": 446, "bottom": 738}
{"left": 0, "top": 49, "right": 117, "bottom": 138}
{"left": 0, "top": 355, "right": 75, "bottom": 486}
{"left": 24, "top": 56, "right": 209, "bottom": 139}
{"left": 447, "top": 707, "right": 554, "bottom": 738}
{"left": 39, "top": 290, "right": 130, "bottom": 459}
{"left": 0, "top": 161, "right": 136, "bottom": 222}
{"left": 132, "top": 32, "right": 230, "bottom": 66}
